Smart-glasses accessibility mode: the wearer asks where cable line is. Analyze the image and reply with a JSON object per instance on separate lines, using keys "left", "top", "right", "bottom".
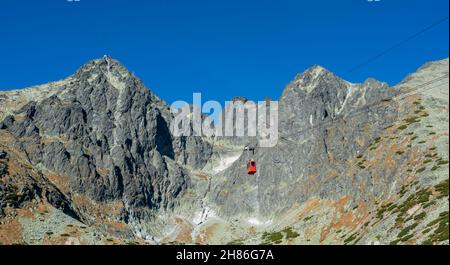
{"left": 342, "top": 16, "right": 449, "bottom": 76}
{"left": 280, "top": 73, "right": 448, "bottom": 143}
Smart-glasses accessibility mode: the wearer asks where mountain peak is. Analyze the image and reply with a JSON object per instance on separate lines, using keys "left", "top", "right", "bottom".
{"left": 93, "top": 54, "right": 123, "bottom": 68}
{"left": 309, "top": 64, "right": 327, "bottom": 73}
{"left": 74, "top": 56, "right": 131, "bottom": 79}
{"left": 294, "top": 65, "right": 332, "bottom": 81}
{"left": 285, "top": 64, "right": 340, "bottom": 94}
{"left": 72, "top": 56, "right": 137, "bottom": 92}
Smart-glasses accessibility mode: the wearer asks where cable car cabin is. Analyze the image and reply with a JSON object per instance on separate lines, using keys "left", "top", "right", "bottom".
{"left": 247, "top": 159, "right": 257, "bottom": 175}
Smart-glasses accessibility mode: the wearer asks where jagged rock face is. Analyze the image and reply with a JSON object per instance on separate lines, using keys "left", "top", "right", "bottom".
{"left": 0, "top": 57, "right": 447, "bottom": 245}
{"left": 0, "top": 57, "right": 212, "bottom": 221}
{"left": 211, "top": 66, "right": 402, "bottom": 218}
{"left": 0, "top": 150, "right": 7, "bottom": 178}
{"left": 0, "top": 148, "right": 78, "bottom": 219}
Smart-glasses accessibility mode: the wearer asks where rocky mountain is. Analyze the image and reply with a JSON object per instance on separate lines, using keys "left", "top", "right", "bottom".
{"left": 0, "top": 56, "right": 212, "bottom": 243}
{"left": 0, "top": 57, "right": 448, "bottom": 245}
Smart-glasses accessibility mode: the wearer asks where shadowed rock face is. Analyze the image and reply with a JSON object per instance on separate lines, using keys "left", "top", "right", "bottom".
{"left": 0, "top": 56, "right": 212, "bottom": 222}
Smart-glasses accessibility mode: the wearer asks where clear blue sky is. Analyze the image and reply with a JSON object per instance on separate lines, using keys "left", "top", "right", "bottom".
{"left": 0, "top": 0, "right": 448, "bottom": 105}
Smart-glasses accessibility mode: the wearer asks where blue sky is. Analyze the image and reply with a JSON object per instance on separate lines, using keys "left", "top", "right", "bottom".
{"left": 0, "top": 0, "right": 448, "bottom": 105}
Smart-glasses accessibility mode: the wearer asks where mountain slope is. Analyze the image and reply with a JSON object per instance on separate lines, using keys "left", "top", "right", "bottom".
{"left": 0, "top": 56, "right": 212, "bottom": 243}
{"left": 207, "top": 58, "right": 449, "bottom": 245}
{"left": 0, "top": 57, "right": 448, "bottom": 245}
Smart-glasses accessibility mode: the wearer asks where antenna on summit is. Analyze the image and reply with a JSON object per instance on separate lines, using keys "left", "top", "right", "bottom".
{"left": 103, "top": 54, "right": 112, "bottom": 73}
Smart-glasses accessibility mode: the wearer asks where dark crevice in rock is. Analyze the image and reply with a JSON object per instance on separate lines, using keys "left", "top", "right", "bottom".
{"left": 155, "top": 113, "right": 175, "bottom": 159}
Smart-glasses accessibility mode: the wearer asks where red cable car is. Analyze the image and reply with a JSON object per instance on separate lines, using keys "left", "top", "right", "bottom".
{"left": 247, "top": 159, "right": 257, "bottom": 175}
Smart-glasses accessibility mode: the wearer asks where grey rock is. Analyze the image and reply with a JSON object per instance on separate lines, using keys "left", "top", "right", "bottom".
{"left": 0, "top": 56, "right": 212, "bottom": 222}
{"left": 1, "top": 56, "right": 447, "bottom": 244}
{"left": 210, "top": 65, "right": 400, "bottom": 218}
{"left": 0, "top": 163, "right": 6, "bottom": 177}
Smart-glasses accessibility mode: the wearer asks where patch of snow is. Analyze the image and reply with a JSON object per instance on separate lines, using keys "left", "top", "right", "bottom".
{"left": 247, "top": 217, "right": 272, "bottom": 227}
{"left": 192, "top": 206, "right": 216, "bottom": 225}
{"left": 336, "top": 83, "right": 357, "bottom": 114}
{"left": 358, "top": 86, "right": 368, "bottom": 106}
{"left": 211, "top": 154, "right": 241, "bottom": 174}
{"left": 191, "top": 206, "right": 219, "bottom": 242}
